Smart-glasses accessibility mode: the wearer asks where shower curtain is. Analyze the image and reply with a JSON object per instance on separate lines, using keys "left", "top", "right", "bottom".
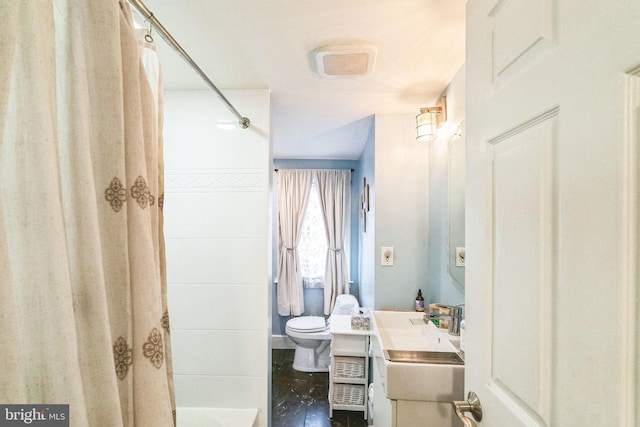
{"left": 0, "top": 1, "right": 175, "bottom": 425}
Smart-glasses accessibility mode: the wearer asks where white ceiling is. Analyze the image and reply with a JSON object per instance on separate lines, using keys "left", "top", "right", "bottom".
{"left": 140, "top": 0, "right": 466, "bottom": 160}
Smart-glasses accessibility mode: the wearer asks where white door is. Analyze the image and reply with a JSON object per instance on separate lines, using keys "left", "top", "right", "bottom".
{"left": 464, "top": 1, "right": 640, "bottom": 426}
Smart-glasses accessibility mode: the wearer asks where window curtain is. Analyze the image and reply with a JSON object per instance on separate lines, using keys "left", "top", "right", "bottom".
{"left": 315, "top": 170, "right": 351, "bottom": 315}
{"left": 276, "top": 169, "right": 313, "bottom": 315}
{"left": 0, "top": 1, "right": 175, "bottom": 425}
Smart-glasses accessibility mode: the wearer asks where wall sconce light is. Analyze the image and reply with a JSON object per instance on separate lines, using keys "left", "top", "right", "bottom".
{"left": 416, "top": 96, "right": 447, "bottom": 141}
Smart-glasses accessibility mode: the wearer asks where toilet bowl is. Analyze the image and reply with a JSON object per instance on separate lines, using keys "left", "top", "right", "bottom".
{"left": 285, "top": 294, "right": 359, "bottom": 372}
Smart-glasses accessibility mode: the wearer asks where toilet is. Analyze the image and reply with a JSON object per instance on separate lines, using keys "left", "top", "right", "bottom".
{"left": 285, "top": 294, "right": 359, "bottom": 372}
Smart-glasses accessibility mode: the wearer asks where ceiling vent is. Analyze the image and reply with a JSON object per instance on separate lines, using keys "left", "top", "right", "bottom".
{"left": 313, "top": 43, "right": 377, "bottom": 78}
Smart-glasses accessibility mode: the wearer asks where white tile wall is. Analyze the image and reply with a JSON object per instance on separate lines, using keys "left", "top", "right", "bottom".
{"left": 173, "top": 375, "right": 268, "bottom": 426}
{"left": 171, "top": 330, "right": 266, "bottom": 376}
{"left": 166, "top": 239, "right": 266, "bottom": 284}
{"left": 163, "top": 89, "right": 270, "bottom": 427}
{"left": 168, "top": 284, "right": 266, "bottom": 330}
{"left": 164, "top": 193, "right": 264, "bottom": 239}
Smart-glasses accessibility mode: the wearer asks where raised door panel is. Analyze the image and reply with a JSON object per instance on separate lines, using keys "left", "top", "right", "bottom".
{"left": 488, "top": 111, "right": 557, "bottom": 425}
{"left": 490, "top": 0, "right": 556, "bottom": 85}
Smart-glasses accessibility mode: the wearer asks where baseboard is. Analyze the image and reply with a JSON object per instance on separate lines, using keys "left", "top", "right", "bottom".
{"left": 271, "top": 334, "right": 295, "bottom": 349}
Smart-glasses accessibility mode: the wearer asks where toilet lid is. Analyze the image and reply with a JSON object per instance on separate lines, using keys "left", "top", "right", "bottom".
{"left": 286, "top": 316, "right": 326, "bottom": 333}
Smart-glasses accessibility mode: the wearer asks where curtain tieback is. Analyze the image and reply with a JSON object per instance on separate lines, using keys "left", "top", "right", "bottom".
{"left": 281, "top": 244, "right": 296, "bottom": 251}
{"left": 328, "top": 247, "right": 343, "bottom": 252}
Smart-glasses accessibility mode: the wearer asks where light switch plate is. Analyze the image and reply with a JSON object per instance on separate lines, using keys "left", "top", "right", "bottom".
{"left": 381, "top": 246, "right": 394, "bottom": 266}
{"left": 455, "top": 247, "right": 465, "bottom": 267}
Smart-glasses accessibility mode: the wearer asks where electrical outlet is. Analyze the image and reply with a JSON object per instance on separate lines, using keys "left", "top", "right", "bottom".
{"left": 455, "top": 247, "right": 465, "bottom": 267}
{"left": 381, "top": 246, "right": 394, "bottom": 266}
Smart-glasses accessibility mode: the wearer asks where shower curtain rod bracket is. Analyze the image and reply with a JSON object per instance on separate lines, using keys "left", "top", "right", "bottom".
{"left": 128, "top": 0, "right": 251, "bottom": 130}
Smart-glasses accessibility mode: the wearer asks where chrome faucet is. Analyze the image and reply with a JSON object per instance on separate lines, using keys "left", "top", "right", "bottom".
{"left": 425, "top": 304, "right": 464, "bottom": 336}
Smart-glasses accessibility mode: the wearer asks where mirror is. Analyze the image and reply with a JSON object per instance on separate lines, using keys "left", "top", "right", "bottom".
{"left": 447, "top": 124, "right": 465, "bottom": 291}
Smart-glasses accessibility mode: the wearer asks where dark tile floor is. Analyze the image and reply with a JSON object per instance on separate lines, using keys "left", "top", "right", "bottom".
{"left": 272, "top": 349, "right": 369, "bottom": 427}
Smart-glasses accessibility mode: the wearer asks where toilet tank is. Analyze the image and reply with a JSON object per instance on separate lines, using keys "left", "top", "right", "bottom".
{"left": 331, "top": 294, "right": 359, "bottom": 315}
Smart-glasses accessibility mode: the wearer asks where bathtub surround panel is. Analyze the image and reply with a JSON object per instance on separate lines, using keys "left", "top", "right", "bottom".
{"left": 166, "top": 238, "right": 267, "bottom": 284}
{"left": 164, "top": 89, "right": 270, "bottom": 427}
{"left": 171, "top": 330, "right": 266, "bottom": 376}
{"left": 176, "top": 408, "right": 258, "bottom": 427}
{"left": 163, "top": 91, "right": 269, "bottom": 170}
{"left": 174, "top": 375, "right": 266, "bottom": 409}
{"left": 164, "top": 192, "right": 264, "bottom": 238}
{"left": 165, "top": 170, "right": 266, "bottom": 194}
{"left": 168, "top": 284, "right": 265, "bottom": 331}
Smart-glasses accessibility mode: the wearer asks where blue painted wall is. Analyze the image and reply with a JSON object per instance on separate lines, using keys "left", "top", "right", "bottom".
{"left": 357, "top": 121, "right": 376, "bottom": 310}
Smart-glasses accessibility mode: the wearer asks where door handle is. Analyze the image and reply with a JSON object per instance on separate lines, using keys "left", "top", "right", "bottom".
{"left": 453, "top": 391, "right": 483, "bottom": 427}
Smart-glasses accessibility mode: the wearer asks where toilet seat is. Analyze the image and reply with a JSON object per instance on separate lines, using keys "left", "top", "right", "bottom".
{"left": 285, "top": 328, "right": 331, "bottom": 340}
{"left": 286, "top": 316, "right": 327, "bottom": 333}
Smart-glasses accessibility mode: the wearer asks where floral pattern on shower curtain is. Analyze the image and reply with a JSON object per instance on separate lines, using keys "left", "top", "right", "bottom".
{"left": 0, "top": 1, "right": 175, "bottom": 425}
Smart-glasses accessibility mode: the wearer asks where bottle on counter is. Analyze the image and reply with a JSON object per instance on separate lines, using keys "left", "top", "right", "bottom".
{"left": 415, "top": 289, "right": 425, "bottom": 312}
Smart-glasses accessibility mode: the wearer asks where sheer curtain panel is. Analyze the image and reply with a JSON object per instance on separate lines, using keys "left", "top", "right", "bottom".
{"left": 315, "top": 170, "right": 351, "bottom": 315}
{"left": 0, "top": 1, "right": 175, "bottom": 425}
{"left": 276, "top": 170, "right": 313, "bottom": 316}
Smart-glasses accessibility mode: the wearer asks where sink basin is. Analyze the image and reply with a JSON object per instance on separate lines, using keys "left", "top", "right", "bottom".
{"left": 383, "top": 349, "right": 464, "bottom": 365}
{"left": 372, "top": 311, "right": 464, "bottom": 402}
{"left": 373, "top": 311, "right": 456, "bottom": 352}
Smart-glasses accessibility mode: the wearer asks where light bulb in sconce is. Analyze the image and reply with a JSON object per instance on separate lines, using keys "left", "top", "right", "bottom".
{"left": 416, "top": 96, "right": 447, "bottom": 141}
{"left": 416, "top": 109, "right": 438, "bottom": 141}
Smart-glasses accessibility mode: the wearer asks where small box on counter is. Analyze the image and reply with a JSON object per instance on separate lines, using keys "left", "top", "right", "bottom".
{"left": 427, "top": 303, "right": 450, "bottom": 329}
{"left": 350, "top": 307, "right": 371, "bottom": 330}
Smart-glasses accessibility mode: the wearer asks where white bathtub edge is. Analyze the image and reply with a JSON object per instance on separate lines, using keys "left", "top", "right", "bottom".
{"left": 176, "top": 407, "right": 258, "bottom": 427}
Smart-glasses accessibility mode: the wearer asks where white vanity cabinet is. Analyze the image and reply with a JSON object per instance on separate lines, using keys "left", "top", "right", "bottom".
{"left": 372, "top": 328, "right": 456, "bottom": 427}
{"left": 328, "top": 314, "right": 372, "bottom": 420}
{"left": 370, "top": 310, "right": 464, "bottom": 427}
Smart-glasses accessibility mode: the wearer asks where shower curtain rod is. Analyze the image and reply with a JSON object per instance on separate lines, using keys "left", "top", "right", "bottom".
{"left": 127, "top": 0, "right": 251, "bottom": 129}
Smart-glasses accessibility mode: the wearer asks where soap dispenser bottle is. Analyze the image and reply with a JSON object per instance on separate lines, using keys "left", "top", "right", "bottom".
{"left": 415, "top": 289, "right": 425, "bottom": 312}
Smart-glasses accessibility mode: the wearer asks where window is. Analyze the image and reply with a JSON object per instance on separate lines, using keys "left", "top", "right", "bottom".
{"left": 297, "top": 178, "right": 327, "bottom": 288}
